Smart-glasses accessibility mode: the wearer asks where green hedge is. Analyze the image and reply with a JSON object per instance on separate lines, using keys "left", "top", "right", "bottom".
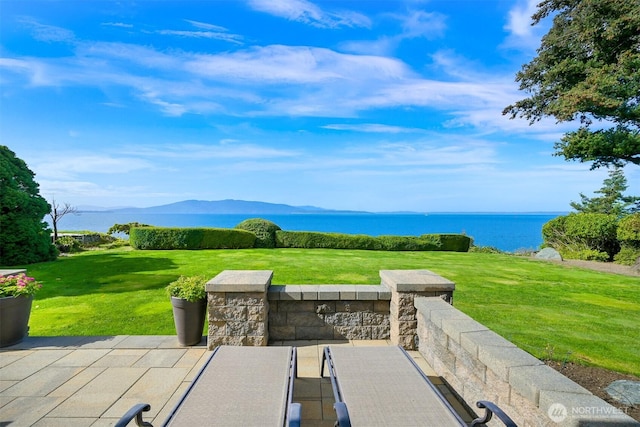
{"left": 130, "top": 227, "right": 256, "bottom": 250}
{"left": 235, "top": 218, "right": 281, "bottom": 248}
{"left": 275, "top": 230, "right": 470, "bottom": 252}
{"left": 542, "top": 213, "right": 619, "bottom": 260}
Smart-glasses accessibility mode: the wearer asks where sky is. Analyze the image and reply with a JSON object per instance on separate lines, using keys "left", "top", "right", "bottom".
{"left": 2, "top": 0, "right": 638, "bottom": 213}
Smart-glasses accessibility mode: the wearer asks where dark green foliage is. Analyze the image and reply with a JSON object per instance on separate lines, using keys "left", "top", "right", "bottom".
{"left": 108, "top": 222, "right": 151, "bottom": 236}
{"left": 55, "top": 236, "right": 82, "bottom": 253}
{"left": 542, "top": 213, "right": 619, "bottom": 260}
{"left": 615, "top": 213, "right": 640, "bottom": 265}
{"left": 0, "top": 146, "right": 57, "bottom": 265}
{"left": 235, "top": 218, "right": 281, "bottom": 248}
{"left": 129, "top": 227, "right": 255, "bottom": 250}
{"left": 503, "top": 0, "right": 640, "bottom": 168}
{"left": 570, "top": 167, "right": 639, "bottom": 216}
{"left": 275, "top": 230, "right": 470, "bottom": 252}
{"left": 617, "top": 213, "right": 640, "bottom": 247}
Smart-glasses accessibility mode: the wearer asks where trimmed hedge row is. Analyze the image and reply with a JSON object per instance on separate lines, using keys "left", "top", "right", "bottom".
{"left": 128, "top": 219, "right": 471, "bottom": 252}
{"left": 275, "top": 230, "right": 471, "bottom": 252}
{"left": 130, "top": 227, "right": 256, "bottom": 250}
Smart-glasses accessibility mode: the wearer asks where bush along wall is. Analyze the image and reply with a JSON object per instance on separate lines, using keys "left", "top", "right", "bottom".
{"left": 129, "top": 227, "right": 256, "bottom": 250}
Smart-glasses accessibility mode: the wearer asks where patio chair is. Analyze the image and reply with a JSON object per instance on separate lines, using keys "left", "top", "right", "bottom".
{"left": 116, "top": 345, "right": 301, "bottom": 427}
{"left": 321, "top": 345, "right": 516, "bottom": 427}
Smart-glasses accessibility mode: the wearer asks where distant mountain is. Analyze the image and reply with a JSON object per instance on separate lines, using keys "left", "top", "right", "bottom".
{"left": 104, "top": 199, "right": 369, "bottom": 215}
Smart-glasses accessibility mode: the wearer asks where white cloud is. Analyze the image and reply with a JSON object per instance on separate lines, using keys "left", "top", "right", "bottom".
{"left": 247, "top": 0, "right": 371, "bottom": 28}
{"left": 398, "top": 9, "right": 447, "bottom": 39}
{"left": 18, "top": 17, "right": 75, "bottom": 43}
{"left": 502, "top": 0, "right": 548, "bottom": 51}
{"left": 322, "top": 123, "right": 426, "bottom": 134}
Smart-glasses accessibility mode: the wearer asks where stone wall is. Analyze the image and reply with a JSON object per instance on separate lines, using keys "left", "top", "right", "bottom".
{"left": 414, "top": 297, "right": 638, "bottom": 427}
{"left": 267, "top": 285, "right": 391, "bottom": 340}
{"left": 205, "top": 269, "right": 454, "bottom": 349}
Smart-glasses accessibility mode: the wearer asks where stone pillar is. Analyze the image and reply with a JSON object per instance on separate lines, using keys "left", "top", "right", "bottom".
{"left": 206, "top": 270, "right": 272, "bottom": 349}
{"left": 381, "top": 269, "right": 455, "bottom": 350}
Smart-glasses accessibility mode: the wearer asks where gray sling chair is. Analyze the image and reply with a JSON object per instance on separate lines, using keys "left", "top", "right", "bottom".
{"left": 321, "top": 345, "right": 517, "bottom": 427}
{"left": 115, "top": 346, "right": 301, "bottom": 427}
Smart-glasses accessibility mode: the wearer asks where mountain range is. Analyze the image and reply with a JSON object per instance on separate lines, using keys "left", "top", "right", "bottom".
{"left": 81, "top": 199, "right": 369, "bottom": 214}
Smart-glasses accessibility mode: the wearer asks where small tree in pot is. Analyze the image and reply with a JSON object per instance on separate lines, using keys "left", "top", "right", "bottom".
{"left": 166, "top": 276, "right": 207, "bottom": 346}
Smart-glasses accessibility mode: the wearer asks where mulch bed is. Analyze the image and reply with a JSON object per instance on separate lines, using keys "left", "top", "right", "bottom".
{"left": 546, "top": 361, "right": 640, "bottom": 422}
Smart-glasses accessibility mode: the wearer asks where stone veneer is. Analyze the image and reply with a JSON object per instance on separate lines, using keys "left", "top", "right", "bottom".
{"left": 414, "top": 297, "right": 639, "bottom": 427}
{"left": 205, "top": 269, "right": 455, "bottom": 349}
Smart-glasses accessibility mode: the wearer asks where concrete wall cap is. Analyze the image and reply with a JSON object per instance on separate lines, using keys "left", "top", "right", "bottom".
{"left": 380, "top": 269, "right": 455, "bottom": 292}
{"left": 206, "top": 270, "right": 273, "bottom": 292}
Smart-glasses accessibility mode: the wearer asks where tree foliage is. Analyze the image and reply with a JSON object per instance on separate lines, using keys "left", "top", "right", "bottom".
{"left": 570, "top": 167, "right": 640, "bottom": 216}
{"left": 503, "top": 0, "right": 640, "bottom": 168}
{"left": 0, "top": 146, "right": 57, "bottom": 265}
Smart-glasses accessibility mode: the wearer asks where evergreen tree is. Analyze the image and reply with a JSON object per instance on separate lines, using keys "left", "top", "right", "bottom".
{"left": 570, "top": 167, "right": 640, "bottom": 216}
{"left": 0, "top": 146, "right": 58, "bottom": 265}
{"left": 504, "top": 0, "right": 640, "bottom": 168}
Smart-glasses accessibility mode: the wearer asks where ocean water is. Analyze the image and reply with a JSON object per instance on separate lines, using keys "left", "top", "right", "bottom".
{"left": 51, "top": 212, "right": 562, "bottom": 252}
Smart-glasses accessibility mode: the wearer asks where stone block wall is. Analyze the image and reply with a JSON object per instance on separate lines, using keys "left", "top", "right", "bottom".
{"left": 206, "top": 270, "right": 272, "bottom": 349}
{"left": 267, "top": 285, "right": 391, "bottom": 340}
{"left": 414, "top": 297, "right": 638, "bottom": 427}
{"left": 206, "top": 269, "right": 455, "bottom": 349}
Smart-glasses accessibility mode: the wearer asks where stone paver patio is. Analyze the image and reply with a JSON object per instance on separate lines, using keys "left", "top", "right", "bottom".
{"left": 0, "top": 336, "right": 472, "bottom": 426}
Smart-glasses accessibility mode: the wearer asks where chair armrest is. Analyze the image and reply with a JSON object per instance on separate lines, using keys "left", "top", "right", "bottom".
{"left": 470, "top": 400, "right": 517, "bottom": 427}
{"left": 114, "top": 403, "right": 153, "bottom": 427}
{"left": 334, "top": 402, "right": 352, "bottom": 427}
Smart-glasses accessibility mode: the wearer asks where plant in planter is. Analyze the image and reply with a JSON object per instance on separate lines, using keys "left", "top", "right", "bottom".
{"left": 0, "top": 273, "right": 43, "bottom": 347}
{"left": 166, "top": 275, "right": 207, "bottom": 346}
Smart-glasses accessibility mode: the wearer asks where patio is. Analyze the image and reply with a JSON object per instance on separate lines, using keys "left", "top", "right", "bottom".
{"left": 0, "top": 336, "right": 473, "bottom": 426}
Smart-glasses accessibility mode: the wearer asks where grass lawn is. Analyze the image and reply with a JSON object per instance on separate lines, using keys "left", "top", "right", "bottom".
{"left": 16, "top": 247, "right": 640, "bottom": 376}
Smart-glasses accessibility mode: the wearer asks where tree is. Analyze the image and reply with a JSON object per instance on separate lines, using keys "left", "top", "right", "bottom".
{"left": 48, "top": 198, "right": 78, "bottom": 241}
{"left": 570, "top": 167, "right": 640, "bottom": 216}
{"left": 0, "top": 146, "right": 57, "bottom": 265}
{"left": 503, "top": 0, "right": 640, "bottom": 168}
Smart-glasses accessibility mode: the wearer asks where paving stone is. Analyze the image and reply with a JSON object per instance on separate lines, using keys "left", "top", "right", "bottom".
{"left": 133, "top": 349, "right": 187, "bottom": 368}
{"left": 0, "top": 350, "right": 34, "bottom": 368}
{"left": 48, "top": 367, "right": 106, "bottom": 398}
{"left": 173, "top": 348, "right": 207, "bottom": 368}
{"left": 0, "top": 350, "right": 72, "bottom": 381}
{"left": 0, "top": 396, "right": 65, "bottom": 426}
{"left": 102, "top": 367, "right": 191, "bottom": 419}
{"left": 2, "top": 366, "right": 84, "bottom": 397}
{"left": 51, "top": 349, "right": 111, "bottom": 367}
{"left": 47, "top": 367, "right": 148, "bottom": 417}
{"left": 91, "top": 349, "right": 148, "bottom": 367}
{"left": 115, "top": 336, "right": 172, "bottom": 349}
{"left": 74, "top": 336, "right": 128, "bottom": 349}
{"left": 151, "top": 381, "right": 191, "bottom": 425}
{"left": 0, "top": 380, "right": 18, "bottom": 393}
{"left": 32, "top": 417, "right": 99, "bottom": 426}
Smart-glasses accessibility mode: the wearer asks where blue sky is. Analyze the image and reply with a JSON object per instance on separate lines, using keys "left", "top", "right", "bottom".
{"left": 2, "top": 0, "right": 638, "bottom": 212}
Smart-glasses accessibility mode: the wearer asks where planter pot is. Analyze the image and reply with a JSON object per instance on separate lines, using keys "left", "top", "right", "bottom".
{"left": 170, "top": 297, "right": 206, "bottom": 346}
{"left": 0, "top": 295, "right": 33, "bottom": 347}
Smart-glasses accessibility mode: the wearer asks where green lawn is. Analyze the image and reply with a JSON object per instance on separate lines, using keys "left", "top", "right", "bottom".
{"left": 17, "top": 247, "right": 640, "bottom": 376}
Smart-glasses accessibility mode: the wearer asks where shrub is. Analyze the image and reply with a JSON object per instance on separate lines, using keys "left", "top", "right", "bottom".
{"left": 469, "top": 245, "right": 504, "bottom": 254}
{"left": 615, "top": 213, "right": 640, "bottom": 265}
{"left": 613, "top": 246, "right": 640, "bottom": 265}
{"left": 562, "top": 249, "right": 610, "bottom": 262}
{"left": 55, "top": 236, "right": 81, "bottom": 253}
{"left": 275, "top": 231, "right": 470, "bottom": 252}
{"left": 235, "top": 218, "right": 281, "bottom": 248}
{"left": 108, "top": 222, "right": 151, "bottom": 236}
{"left": 165, "top": 275, "right": 207, "bottom": 302}
{"left": 542, "top": 213, "right": 619, "bottom": 260}
{"left": 275, "top": 230, "right": 381, "bottom": 250}
{"left": 130, "top": 227, "right": 255, "bottom": 250}
{"left": 617, "top": 213, "right": 640, "bottom": 248}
